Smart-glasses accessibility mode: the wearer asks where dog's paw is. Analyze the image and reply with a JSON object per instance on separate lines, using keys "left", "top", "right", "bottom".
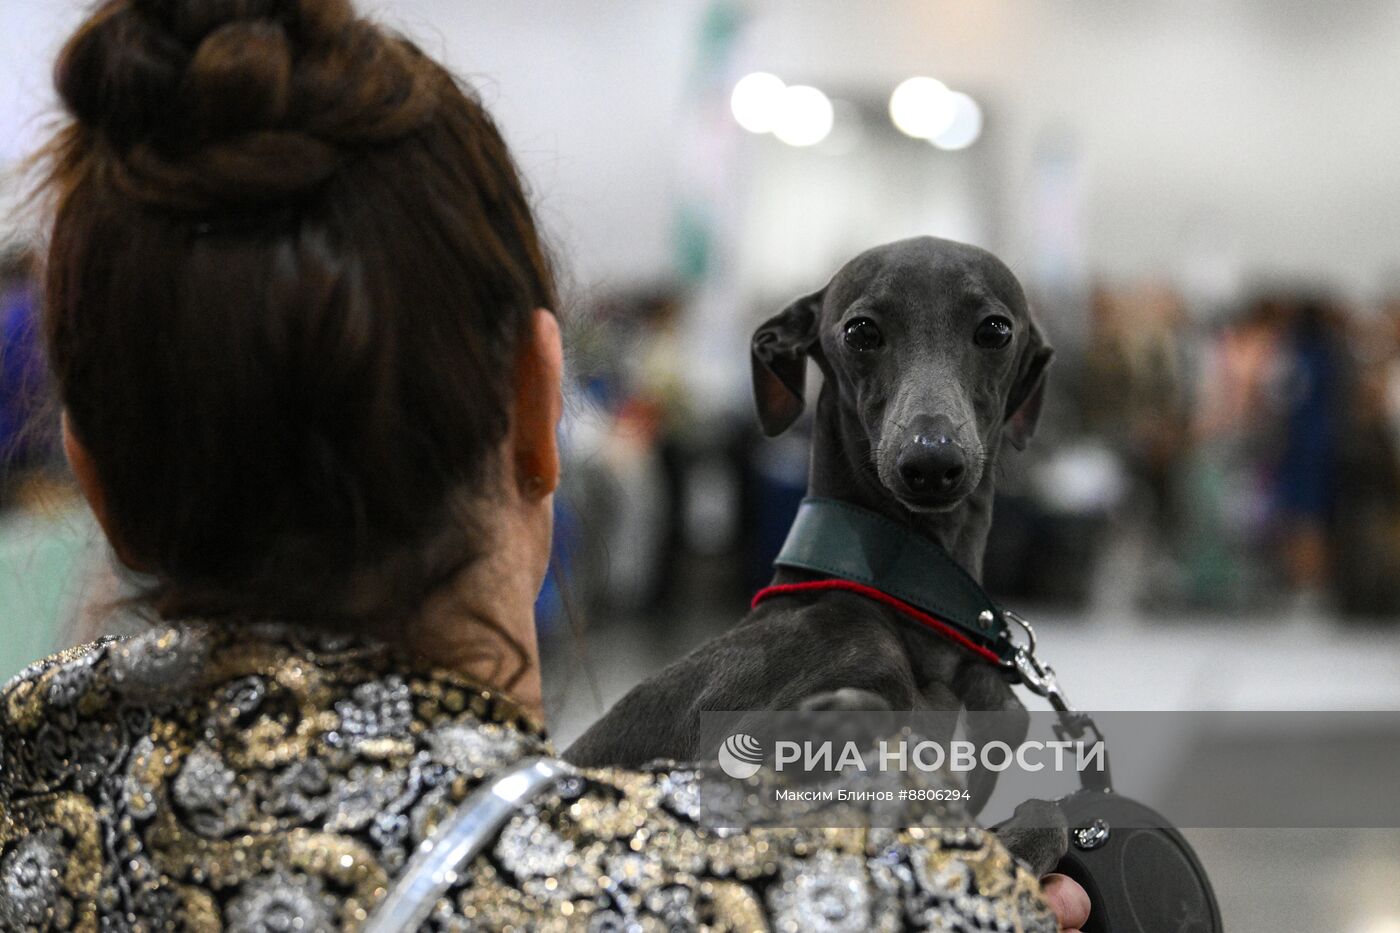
{"left": 797, "top": 688, "right": 894, "bottom": 712}
{"left": 785, "top": 689, "right": 898, "bottom": 784}
{"left": 991, "top": 798, "right": 1070, "bottom": 877}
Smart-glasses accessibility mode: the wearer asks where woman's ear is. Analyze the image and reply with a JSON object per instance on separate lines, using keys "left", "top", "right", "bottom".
{"left": 512, "top": 308, "right": 564, "bottom": 498}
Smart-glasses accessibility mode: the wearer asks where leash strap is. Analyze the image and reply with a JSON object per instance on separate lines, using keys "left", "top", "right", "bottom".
{"left": 362, "top": 757, "right": 574, "bottom": 933}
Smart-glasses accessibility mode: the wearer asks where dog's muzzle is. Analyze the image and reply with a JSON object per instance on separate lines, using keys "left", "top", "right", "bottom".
{"left": 893, "top": 418, "right": 970, "bottom": 506}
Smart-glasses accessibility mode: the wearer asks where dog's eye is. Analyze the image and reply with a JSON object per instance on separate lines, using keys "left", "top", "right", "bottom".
{"left": 843, "top": 317, "right": 883, "bottom": 352}
{"left": 973, "top": 316, "right": 1013, "bottom": 350}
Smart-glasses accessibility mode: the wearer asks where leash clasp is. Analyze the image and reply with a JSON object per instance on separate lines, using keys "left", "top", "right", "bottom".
{"left": 1000, "top": 609, "right": 1068, "bottom": 705}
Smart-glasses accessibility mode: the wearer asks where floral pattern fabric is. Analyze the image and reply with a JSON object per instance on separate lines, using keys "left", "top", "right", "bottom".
{"left": 0, "top": 623, "right": 1056, "bottom": 931}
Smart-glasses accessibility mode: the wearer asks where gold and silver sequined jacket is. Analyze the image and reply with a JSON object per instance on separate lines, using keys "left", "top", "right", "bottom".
{"left": 0, "top": 623, "right": 1056, "bottom": 931}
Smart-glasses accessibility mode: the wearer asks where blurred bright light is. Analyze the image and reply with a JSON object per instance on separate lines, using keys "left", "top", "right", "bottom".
{"left": 889, "top": 76, "right": 956, "bottom": 139}
{"left": 730, "top": 72, "right": 786, "bottom": 134}
{"left": 773, "top": 85, "right": 834, "bottom": 147}
{"left": 931, "top": 92, "right": 983, "bottom": 150}
{"left": 1357, "top": 920, "right": 1400, "bottom": 933}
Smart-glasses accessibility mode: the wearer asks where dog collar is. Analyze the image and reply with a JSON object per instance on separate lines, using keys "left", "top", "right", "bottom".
{"left": 752, "top": 496, "right": 1110, "bottom": 782}
{"left": 753, "top": 497, "right": 1015, "bottom": 657}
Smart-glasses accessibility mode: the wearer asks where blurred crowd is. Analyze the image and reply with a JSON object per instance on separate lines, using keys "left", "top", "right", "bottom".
{"left": 545, "top": 278, "right": 1400, "bottom": 629}
{"left": 1046, "top": 282, "right": 1400, "bottom": 618}
{"left": 4, "top": 243, "right": 1400, "bottom": 630}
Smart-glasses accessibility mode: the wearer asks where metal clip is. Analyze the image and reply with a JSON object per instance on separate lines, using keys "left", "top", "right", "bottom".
{"left": 1003, "top": 610, "right": 1070, "bottom": 707}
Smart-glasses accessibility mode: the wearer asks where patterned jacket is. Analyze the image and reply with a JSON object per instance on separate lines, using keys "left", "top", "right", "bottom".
{"left": 0, "top": 623, "right": 1056, "bottom": 931}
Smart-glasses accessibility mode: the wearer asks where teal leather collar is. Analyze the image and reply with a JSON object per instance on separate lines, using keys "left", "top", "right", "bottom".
{"left": 769, "top": 497, "right": 1014, "bottom": 656}
{"left": 763, "top": 497, "right": 1108, "bottom": 754}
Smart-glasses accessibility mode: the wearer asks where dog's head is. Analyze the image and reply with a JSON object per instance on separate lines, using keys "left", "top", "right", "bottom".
{"left": 752, "top": 236, "right": 1053, "bottom": 513}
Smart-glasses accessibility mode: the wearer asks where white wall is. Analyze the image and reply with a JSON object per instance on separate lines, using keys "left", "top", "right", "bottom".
{"left": 371, "top": 0, "right": 706, "bottom": 293}
{"left": 0, "top": 0, "right": 83, "bottom": 226}
{"left": 0, "top": 0, "right": 707, "bottom": 292}
{"left": 740, "top": 0, "right": 1400, "bottom": 299}
{"left": 5, "top": 0, "right": 1400, "bottom": 301}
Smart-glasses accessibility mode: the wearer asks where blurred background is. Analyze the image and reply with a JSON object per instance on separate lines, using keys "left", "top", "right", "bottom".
{"left": 6, "top": 1, "right": 1400, "bottom": 928}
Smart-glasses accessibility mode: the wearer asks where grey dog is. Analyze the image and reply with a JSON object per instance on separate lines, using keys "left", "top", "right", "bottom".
{"left": 567, "top": 236, "right": 1066, "bottom": 872}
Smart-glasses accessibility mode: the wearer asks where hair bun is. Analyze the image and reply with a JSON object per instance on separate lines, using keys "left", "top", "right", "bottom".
{"left": 184, "top": 20, "right": 293, "bottom": 140}
{"left": 133, "top": 0, "right": 352, "bottom": 50}
{"left": 57, "top": 4, "right": 189, "bottom": 150}
{"left": 55, "top": 0, "right": 431, "bottom": 211}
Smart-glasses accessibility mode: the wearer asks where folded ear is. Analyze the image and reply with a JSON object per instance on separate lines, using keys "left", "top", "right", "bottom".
{"left": 1003, "top": 316, "right": 1054, "bottom": 450}
{"left": 751, "top": 289, "right": 823, "bottom": 436}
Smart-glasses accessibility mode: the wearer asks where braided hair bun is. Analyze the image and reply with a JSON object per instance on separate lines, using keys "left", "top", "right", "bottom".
{"left": 56, "top": 0, "right": 434, "bottom": 209}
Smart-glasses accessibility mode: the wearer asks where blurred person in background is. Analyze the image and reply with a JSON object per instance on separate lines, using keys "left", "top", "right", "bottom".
{"left": 1182, "top": 294, "right": 1290, "bottom": 609}
{"left": 551, "top": 286, "right": 686, "bottom": 620}
{"left": 0, "top": 0, "right": 1084, "bottom": 929}
{"left": 1274, "top": 297, "right": 1351, "bottom": 607}
{"left": 0, "top": 242, "right": 58, "bottom": 505}
{"left": 627, "top": 288, "right": 694, "bottom": 611}
{"left": 1083, "top": 283, "right": 1195, "bottom": 605}
{"left": 1329, "top": 297, "right": 1400, "bottom": 616}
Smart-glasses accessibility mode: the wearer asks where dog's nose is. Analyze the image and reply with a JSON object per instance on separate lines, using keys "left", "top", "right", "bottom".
{"left": 896, "top": 432, "right": 967, "bottom": 497}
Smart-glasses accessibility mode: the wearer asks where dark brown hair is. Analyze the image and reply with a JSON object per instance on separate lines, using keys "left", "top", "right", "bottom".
{"left": 40, "top": 0, "right": 557, "bottom": 631}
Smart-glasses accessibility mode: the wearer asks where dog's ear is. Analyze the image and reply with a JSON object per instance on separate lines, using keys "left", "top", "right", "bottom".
{"left": 1003, "top": 316, "right": 1054, "bottom": 450}
{"left": 751, "top": 289, "right": 823, "bottom": 436}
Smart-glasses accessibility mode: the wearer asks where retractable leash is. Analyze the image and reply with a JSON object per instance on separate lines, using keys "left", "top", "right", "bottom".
{"left": 752, "top": 498, "right": 1222, "bottom": 933}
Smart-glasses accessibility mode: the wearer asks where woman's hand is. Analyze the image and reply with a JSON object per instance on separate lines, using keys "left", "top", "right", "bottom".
{"left": 1040, "top": 873, "right": 1091, "bottom": 932}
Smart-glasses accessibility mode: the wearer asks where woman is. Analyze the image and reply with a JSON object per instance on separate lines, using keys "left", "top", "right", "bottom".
{"left": 0, "top": 0, "right": 1087, "bottom": 928}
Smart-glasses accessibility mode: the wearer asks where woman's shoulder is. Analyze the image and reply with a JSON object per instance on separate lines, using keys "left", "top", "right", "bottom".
{"left": 0, "top": 635, "right": 118, "bottom": 718}
{"left": 450, "top": 762, "right": 1056, "bottom": 931}
{"left": 0, "top": 622, "right": 550, "bottom": 929}
{"left": 0, "top": 635, "right": 130, "bottom": 799}
{"left": 0, "top": 622, "right": 545, "bottom": 784}
{"left": 0, "top": 629, "right": 1054, "bottom": 931}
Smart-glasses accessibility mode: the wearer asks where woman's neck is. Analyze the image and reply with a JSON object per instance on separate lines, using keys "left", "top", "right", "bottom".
{"left": 403, "top": 510, "right": 547, "bottom": 722}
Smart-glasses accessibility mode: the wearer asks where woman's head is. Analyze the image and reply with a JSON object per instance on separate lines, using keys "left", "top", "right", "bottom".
{"left": 41, "top": 0, "right": 561, "bottom": 633}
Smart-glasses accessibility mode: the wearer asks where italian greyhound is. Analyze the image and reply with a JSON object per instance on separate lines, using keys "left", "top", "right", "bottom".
{"left": 567, "top": 237, "right": 1065, "bottom": 872}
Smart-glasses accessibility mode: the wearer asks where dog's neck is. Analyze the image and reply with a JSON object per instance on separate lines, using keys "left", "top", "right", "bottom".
{"left": 802, "top": 383, "right": 998, "bottom": 581}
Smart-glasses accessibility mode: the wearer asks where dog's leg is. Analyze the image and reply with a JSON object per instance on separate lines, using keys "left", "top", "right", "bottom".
{"left": 953, "top": 662, "right": 1029, "bottom": 815}
{"left": 990, "top": 798, "right": 1069, "bottom": 877}
{"left": 953, "top": 662, "right": 1069, "bottom": 872}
